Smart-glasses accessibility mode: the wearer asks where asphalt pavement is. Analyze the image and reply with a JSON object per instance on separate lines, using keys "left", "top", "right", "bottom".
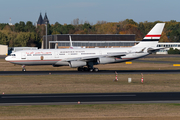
{"left": 0, "top": 92, "right": 180, "bottom": 105}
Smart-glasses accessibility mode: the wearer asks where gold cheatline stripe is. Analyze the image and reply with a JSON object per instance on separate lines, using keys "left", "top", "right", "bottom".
{"left": 126, "top": 62, "right": 132, "bottom": 64}
{"left": 173, "top": 64, "right": 180, "bottom": 66}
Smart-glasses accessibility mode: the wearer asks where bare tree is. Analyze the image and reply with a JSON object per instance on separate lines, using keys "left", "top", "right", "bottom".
{"left": 72, "top": 18, "right": 79, "bottom": 25}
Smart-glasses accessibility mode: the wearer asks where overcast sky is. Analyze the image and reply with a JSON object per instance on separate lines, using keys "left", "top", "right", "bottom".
{"left": 1, "top": 0, "right": 179, "bottom": 25}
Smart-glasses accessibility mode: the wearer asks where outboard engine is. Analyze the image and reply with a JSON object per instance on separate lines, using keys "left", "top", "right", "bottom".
{"left": 69, "top": 61, "right": 87, "bottom": 68}
{"left": 98, "top": 57, "right": 115, "bottom": 64}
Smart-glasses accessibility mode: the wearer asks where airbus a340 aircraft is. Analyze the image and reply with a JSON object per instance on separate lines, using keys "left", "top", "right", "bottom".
{"left": 5, "top": 23, "right": 165, "bottom": 72}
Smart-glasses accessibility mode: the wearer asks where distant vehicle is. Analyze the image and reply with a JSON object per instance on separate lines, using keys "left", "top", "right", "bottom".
{"left": 5, "top": 23, "right": 165, "bottom": 72}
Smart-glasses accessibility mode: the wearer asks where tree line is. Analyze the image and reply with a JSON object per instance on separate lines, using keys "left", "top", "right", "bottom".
{"left": 1, "top": 19, "right": 180, "bottom": 48}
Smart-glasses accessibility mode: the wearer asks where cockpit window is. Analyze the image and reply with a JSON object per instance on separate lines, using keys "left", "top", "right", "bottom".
{"left": 10, "top": 54, "right": 16, "bottom": 56}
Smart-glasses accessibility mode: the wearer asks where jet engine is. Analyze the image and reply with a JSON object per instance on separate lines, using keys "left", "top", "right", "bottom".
{"left": 98, "top": 57, "right": 115, "bottom": 64}
{"left": 69, "top": 61, "right": 87, "bottom": 68}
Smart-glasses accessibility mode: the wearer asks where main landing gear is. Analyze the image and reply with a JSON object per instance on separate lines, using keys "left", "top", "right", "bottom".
{"left": 77, "top": 67, "right": 99, "bottom": 72}
{"left": 22, "top": 65, "right": 26, "bottom": 72}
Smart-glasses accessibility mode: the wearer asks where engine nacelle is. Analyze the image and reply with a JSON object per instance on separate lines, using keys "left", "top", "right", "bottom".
{"left": 98, "top": 57, "right": 115, "bottom": 64}
{"left": 69, "top": 61, "right": 87, "bottom": 68}
{"left": 53, "top": 61, "right": 69, "bottom": 66}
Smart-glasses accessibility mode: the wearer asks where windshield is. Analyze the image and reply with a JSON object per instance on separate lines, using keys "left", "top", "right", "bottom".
{"left": 10, "top": 54, "right": 16, "bottom": 56}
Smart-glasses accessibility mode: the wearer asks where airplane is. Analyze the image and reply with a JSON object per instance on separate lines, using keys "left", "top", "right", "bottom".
{"left": 55, "top": 35, "right": 82, "bottom": 49}
{"left": 5, "top": 23, "right": 165, "bottom": 72}
{"left": 69, "top": 35, "right": 82, "bottom": 49}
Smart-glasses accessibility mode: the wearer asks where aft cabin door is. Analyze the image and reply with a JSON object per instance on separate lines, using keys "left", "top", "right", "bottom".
{"left": 54, "top": 51, "right": 59, "bottom": 58}
{"left": 21, "top": 52, "right": 26, "bottom": 59}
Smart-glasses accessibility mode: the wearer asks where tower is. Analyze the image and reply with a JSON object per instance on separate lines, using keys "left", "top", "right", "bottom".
{"left": 42, "top": 12, "right": 49, "bottom": 25}
{"left": 9, "top": 18, "right": 12, "bottom": 26}
{"left": 37, "top": 13, "right": 43, "bottom": 25}
{"left": 37, "top": 12, "right": 49, "bottom": 26}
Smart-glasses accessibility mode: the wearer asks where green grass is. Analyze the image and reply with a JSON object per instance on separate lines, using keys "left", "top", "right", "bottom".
{"left": 1, "top": 104, "right": 180, "bottom": 120}
{"left": 1, "top": 74, "right": 180, "bottom": 94}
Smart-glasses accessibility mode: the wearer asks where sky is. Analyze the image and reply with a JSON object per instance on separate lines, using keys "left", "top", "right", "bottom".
{"left": 1, "top": 0, "right": 180, "bottom": 25}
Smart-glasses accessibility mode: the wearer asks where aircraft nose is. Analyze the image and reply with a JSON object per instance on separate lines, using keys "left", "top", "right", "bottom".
{"left": 5, "top": 56, "right": 10, "bottom": 61}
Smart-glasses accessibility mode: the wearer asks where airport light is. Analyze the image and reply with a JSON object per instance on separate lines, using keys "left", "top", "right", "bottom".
{"left": 45, "top": 21, "right": 47, "bottom": 49}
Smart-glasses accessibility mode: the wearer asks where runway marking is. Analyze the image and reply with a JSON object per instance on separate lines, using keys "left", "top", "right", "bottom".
{"left": 173, "top": 64, "right": 180, "bottom": 66}
{"left": 126, "top": 62, "right": 132, "bottom": 64}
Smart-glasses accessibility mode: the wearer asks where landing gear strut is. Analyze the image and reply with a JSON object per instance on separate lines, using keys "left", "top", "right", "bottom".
{"left": 77, "top": 62, "right": 99, "bottom": 72}
{"left": 22, "top": 65, "right": 26, "bottom": 72}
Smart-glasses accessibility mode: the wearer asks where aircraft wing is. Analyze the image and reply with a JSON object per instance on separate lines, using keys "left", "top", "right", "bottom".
{"left": 62, "top": 52, "right": 126, "bottom": 62}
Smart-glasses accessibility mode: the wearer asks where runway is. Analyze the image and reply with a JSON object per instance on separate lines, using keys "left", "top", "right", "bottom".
{"left": 0, "top": 69, "right": 180, "bottom": 75}
{"left": 0, "top": 92, "right": 180, "bottom": 105}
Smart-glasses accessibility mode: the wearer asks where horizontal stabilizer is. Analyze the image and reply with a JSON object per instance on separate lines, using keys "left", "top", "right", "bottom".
{"left": 147, "top": 47, "right": 164, "bottom": 53}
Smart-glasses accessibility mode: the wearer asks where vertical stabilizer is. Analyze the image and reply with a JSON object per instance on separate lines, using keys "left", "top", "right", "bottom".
{"left": 69, "top": 35, "right": 73, "bottom": 49}
{"left": 134, "top": 23, "right": 165, "bottom": 48}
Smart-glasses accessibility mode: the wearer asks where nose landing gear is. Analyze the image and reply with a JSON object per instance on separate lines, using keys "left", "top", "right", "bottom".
{"left": 22, "top": 65, "right": 26, "bottom": 72}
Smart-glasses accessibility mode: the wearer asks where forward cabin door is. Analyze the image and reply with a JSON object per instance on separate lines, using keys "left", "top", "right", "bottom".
{"left": 54, "top": 51, "right": 59, "bottom": 58}
{"left": 21, "top": 52, "right": 26, "bottom": 59}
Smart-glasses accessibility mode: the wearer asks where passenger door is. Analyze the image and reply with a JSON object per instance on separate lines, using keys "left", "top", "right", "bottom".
{"left": 21, "top": 52, "right": 26, "bottom": 59}
{"left": 54, "top": 51, "right": 59, "bottom": 58}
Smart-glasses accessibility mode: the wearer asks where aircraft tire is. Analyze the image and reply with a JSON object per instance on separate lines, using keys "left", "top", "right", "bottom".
{"left": 78, "top": 67, "right": 83, "bottom": 71}
{"left": 93, "top": 68, "right": 99, "bottom": 72}
{"left": 89, "top": 68, "right": 93, "bottom": 72}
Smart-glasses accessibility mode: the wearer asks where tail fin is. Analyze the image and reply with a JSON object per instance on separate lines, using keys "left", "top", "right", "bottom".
{"left": 134, "top": 23, "right": 165, "bottom": 48}
{"left": 69, "top": 35, "right": 73, "bottom": 48}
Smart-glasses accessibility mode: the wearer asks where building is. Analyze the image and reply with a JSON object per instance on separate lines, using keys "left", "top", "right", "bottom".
{"left": 42, "top": 34, "right": 136, "bottom": 49}
{"left": 0, "top": 45, "right": 8, "bottom": 55}
{"left": 37, "top": 13, "right": 49, "bottom": 26}
{"left": 156, "top": 42, "right": 180, "bottom": 54}
{"left": 42, "top": 34, "right": 180, "bottom": 54}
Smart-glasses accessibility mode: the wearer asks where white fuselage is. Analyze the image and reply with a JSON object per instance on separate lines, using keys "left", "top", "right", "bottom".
{"left": 5, "top": 47, "right": 149, "bottom": 66}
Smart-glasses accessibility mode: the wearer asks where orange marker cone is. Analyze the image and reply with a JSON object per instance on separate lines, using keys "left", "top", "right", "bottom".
{"left": 141, "top": 73, "right": 143, "bottom": 84}
{"left": 141, "top": 77, "right": 143, "bottom": 84}
{"left": 114, "top": 71, "right": 118, "bottom": 81}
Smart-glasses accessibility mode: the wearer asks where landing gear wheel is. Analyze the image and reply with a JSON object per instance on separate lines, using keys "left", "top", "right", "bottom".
{"left": 89, "top": 68, "right": 93, "bottom": 72}
{"left": 22, "top": 68, "right": 26, "bottom": 72}
{"left": 93, "top": 68, "right": 99, "bottom": 72}
{"left": 83, "top": 67, "right": 88, "bottom": 71}
{"left": 22, "top": 65, "right": 26, "bottom": 72}
{"left": 78, "top": 67, "right": 84, "bottom": 71}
